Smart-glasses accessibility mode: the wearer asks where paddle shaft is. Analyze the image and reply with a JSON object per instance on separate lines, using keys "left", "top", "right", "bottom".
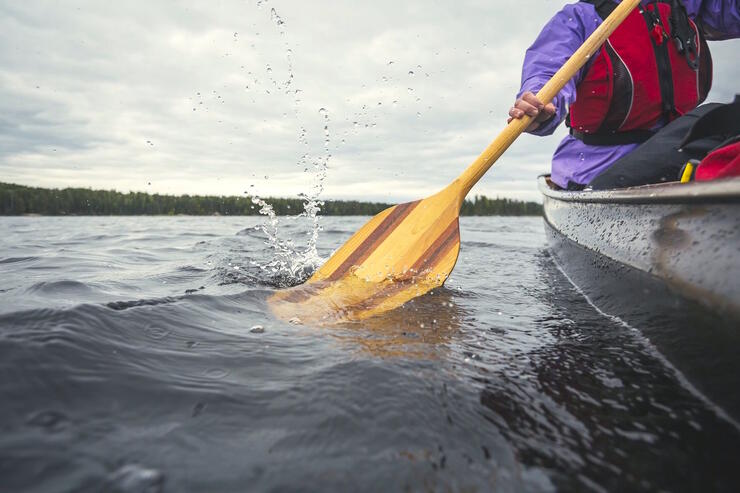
{"left": 454, "top": 0, "right": 642, "bottom": 197}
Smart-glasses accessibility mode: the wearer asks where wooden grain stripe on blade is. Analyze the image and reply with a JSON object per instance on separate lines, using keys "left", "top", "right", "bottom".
{"left": 410, "top": 218, "right": 459, "bottom": 273}
{"left": 277, "top": 216, "right": 457, "bottom": 315}
{"left": 326, "top": 200, "right": 420, "bottom": 281}
{"left": 343, "top": 218, "right": 459, "bottom": 315}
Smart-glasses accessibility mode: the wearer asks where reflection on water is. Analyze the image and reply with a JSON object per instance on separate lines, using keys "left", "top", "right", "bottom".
{"left": 330, "top": 288, "right": 464, "bottom": 359}
{"left": 476, "top": 253, "right": 740, "bottom": 491}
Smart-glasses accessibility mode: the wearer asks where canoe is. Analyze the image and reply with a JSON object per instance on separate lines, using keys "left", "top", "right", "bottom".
{"left": 539, "top": 175, "right": 740, "bottom": 421}
{"left": 540, "top": 175, "right": 740, "bottom": 316}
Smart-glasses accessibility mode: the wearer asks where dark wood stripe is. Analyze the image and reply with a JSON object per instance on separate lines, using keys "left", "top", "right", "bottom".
{"left": 274, "top": 219, "right": 459, "bottom": 319}
{"left": 326, "top": 200, "right": 420, "bottom": 281}
{"left": 340, "top": 219, "right": 460, "bottom": 316}
{"left": 410, "top": 218, "right": 459, "bottom": 274}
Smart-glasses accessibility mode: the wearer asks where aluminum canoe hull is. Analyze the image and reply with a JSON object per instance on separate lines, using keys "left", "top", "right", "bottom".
{"left": 539, "top": 175, "right": 740, "bottom": 318}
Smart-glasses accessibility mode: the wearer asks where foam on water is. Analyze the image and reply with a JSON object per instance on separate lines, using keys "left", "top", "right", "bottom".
{"left": 248, "top": 191, "right": 325, "bottom": 287}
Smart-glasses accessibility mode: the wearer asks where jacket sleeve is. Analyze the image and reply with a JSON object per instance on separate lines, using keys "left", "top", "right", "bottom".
{"left": 517, "top": 3, "right": 594, "bottom": 136}
{"left": 685, "top": 0, "right": 740, "bottom": 39}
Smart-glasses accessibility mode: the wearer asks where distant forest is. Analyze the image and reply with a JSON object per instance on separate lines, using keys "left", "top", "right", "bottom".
{"left": 0, "top": 182, "right": 543, "bottom": 216}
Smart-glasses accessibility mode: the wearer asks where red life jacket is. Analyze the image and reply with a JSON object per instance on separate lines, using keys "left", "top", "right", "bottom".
{"left": 569, "top": 0, "right": 712, "bottom": 145}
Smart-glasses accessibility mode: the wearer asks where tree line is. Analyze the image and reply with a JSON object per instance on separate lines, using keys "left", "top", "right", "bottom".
{"left": 0, "top": 182, "right": 542, "bottom": 216}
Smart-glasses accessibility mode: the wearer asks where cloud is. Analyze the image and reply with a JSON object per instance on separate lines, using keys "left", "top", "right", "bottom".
{"left": 0, "top": 0, "right": 738, "bottom": 203}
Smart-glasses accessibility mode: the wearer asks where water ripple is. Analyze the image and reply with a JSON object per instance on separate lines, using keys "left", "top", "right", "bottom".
{"left": 0, "top": 216, "right": 738, "bottom": 492}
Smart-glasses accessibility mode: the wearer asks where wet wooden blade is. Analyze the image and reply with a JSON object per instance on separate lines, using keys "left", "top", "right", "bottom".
{"left": 269, "top": 186, "right": 462, "bottom": 323}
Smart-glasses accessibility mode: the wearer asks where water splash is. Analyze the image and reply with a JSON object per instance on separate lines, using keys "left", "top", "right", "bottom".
{"left": 233, "top": 2, "right": 333, "bottom": 287}
{"left": 248, "top": 96, "right": 331, "bottom": 286}
{"left": 236, "top": 2, "right": 430, "bottom": 287}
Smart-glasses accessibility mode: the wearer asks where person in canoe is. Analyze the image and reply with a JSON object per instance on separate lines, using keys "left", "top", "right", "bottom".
{"left": 508, "top": 0, "right": 740, "bottom": 190}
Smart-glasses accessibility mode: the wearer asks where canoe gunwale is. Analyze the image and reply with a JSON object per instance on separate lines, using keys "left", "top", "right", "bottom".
{"left": 537, "top": 175, "right": 740, "bottom": 204}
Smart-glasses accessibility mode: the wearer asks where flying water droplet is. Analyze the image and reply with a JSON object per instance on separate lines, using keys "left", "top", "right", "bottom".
{"left": 269, "top": 7, "right": 285, "bottom": 27}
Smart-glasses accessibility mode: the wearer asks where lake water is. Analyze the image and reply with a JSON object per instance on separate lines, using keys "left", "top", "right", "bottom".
{"left": 1, "top": 216, "right": 739, "bottom": 492}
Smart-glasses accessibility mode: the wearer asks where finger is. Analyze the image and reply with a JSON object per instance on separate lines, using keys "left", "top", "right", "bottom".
{"left": 521, "top": 92, "right": 544, "bottom": 110}
{"left": 508, "top": 106, "right": 526, "bottom": 119}
{"left": 516, "top": 100, "right": 540, "bottom": 117}
{"left": 534, "top": 103, "right": 556, "bottom": 122}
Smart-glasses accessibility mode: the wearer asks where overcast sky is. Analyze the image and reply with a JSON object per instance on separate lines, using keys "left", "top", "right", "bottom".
{"left": 1, "top": 1, "right": 738, "bottom": 202}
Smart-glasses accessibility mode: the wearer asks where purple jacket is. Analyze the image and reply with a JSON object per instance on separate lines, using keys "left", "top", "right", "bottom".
{"left": 519, "top": 0, "right": 740, "bottom": 188}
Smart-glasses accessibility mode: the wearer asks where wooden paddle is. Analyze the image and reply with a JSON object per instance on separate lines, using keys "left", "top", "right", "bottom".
{"left": 270, "top": 0, "right": 642, "bottom": 323}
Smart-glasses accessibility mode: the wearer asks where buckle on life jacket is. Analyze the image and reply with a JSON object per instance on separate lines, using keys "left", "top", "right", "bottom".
{"left": 651, "top": 23, "right": 667, "bottom": 45}
{"left": 669, "top": 0, "right": 700, "bottom": 70}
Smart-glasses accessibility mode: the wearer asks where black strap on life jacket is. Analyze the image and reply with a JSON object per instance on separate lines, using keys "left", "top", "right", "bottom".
{"left": 641, "top": 4, "right": 677, "bottom": 116}
{"left": 570, "top": 128, "right": 656, "bottom": 145}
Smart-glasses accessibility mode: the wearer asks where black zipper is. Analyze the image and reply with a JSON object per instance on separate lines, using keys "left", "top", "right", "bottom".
{"left": 642, "top": 5, "right": 675, "bottom": 117}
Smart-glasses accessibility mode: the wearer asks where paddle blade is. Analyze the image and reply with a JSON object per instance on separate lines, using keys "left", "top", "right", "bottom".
{"left": 269, "top": 188, "right": 462, "bottom": 323}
